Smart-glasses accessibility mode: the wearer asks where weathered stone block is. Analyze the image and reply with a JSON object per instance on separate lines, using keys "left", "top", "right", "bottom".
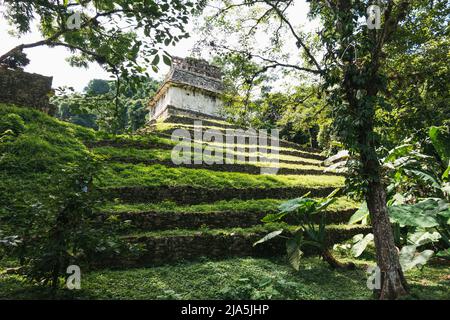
{"left": 0, "top": 67, "right": 56, "bottom": 115}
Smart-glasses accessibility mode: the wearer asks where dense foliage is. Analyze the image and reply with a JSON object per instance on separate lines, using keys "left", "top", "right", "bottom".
{"left": 1, "top": 0, "right": 205, "bottom": 85}
{"left": 53, "top": 78, "right": 160, "bottom": 133}
{"left": 0, "top": 105, "right": 138, "bottom": 289}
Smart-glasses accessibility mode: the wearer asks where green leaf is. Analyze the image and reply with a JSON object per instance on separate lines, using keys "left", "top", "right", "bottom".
{"left": 405, "top": 169, "right": 441, "bottom": 190}
{"left": 351, "top": 233, "right": 374, "bottom": 257}
{"left": 163, "top": 55, "right": 172, "bottom": 66}
{"left": 253, "top": 230, "right": 283, "bottom": 247}
{"left": 429, "top": 126, "right": 450, "bottom": 165}
{"left": 286, "top": 234, "right": 303, "bottom": 271}
{"left": 408, "top": 230, "right": 441, "bottom": 246}
{"left": 348, "top": 202, "right": 369, "bottom": 225}
{"left": 438, "top": 208, "right": 450, "bottom": 224}
{"left": 384, "top": 144, "right": 414, "bottom": 163}
{"left": 441, "top": 182, "right": 450, "bottom": 199}
{"left": 151, "top": 55, "right": 160, "bottom": 66}
{"left": 399, "top": 245, "right": 434, "bottom": 271}
{"left": 389, "top": 199, "right": 441, "bottom": 228}
{"left": 261, "top": 212, "right": 287, "bottom": 223}
{"left": 436, "top": 248, "right": 450, "bottom": 260}
{"left": 278, "top": 196, "right": 315, "bottom": 214}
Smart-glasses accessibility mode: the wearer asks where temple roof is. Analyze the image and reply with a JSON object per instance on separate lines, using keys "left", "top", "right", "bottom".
{"left": 148, "top": 57, "right": 224, "bottom": 109}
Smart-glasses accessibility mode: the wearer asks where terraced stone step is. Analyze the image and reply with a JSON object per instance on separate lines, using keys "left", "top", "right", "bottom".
{"left": 99, "top": 225, "right": 370, "bottom": 268}
{"left": 88, "top": 139, "right": 172, "bottom": 150}
{"left": 153, "top": 129, "right": 324, "bottom": 158}
{"left": 101, "top": 186, "right": 339, "bottom": 204}
{"left": 148, "top": 114, "right": 243, "bottom": 130}
{"left": 100, "top": 157, "right": 340, "bottom": 176}
{"left": 101, "top": 208, "right": 356, "bottom": 231}
{"left": 90, "top": 138, "right": 324, "bottom": 161}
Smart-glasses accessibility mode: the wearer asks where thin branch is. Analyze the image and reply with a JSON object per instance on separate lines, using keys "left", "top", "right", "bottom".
{"left": 262, "top": 0, "right": 322, "bottom": 72}
{"left": 0, "top": 8, "right": 132, "bottom": 63}
{"left": 214, "top": 43, "right": 322, "bottom": 74}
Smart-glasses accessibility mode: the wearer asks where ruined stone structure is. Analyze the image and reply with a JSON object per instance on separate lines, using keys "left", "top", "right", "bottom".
{"left": 147, "top": 57, "right": 224, "bottom": 121}
{"left": 0, "top": 67, "right": 56, "bottom": 115}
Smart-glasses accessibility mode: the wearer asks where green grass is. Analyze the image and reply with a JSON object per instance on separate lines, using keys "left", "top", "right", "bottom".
{"left": 151, "top": 122, "right": 321, "bottom": 152}
{"left": 123, "top": 223, "right": 366, "bottom": 238}
{"left": 0, "top": 104, "right": 99, "bottom": 219}
{"left": 96, "top": 132, "right": 175, "bottom": 147}
{"left": 99, "top": 197, "right": 360, "bottom": 214}
{"left": 96, "top": 163, "right": 345, "bottom": 189}
{"left": 93, "top": 145, "right": 324, "bottom": 165}
{"left": 94, "top": 146, "right": 173, "bottom": 161}
{"left": 93, "top": 146, "right": 325, "bottom": 170}
{"left": 1, "top": 256, "right": 448, "bottom": 300}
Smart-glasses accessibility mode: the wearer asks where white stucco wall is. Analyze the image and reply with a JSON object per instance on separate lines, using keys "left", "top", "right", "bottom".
{"left": 150, "top": 85, "right": 223, "bottom": 120}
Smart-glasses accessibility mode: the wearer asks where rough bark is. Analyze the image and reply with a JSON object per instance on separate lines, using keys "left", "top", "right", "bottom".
{"left": 365, "top": 178, "right": 408, "bottom": 299}
{"left": 359, "top": 124, "right": 408, "bottom": 299}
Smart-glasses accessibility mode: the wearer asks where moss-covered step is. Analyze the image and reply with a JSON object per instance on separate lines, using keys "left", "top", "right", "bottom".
{"left": 100, "top": 186, "right": 342, "bottom": 204}
{"left": 156, "top": 133, "right": 325, "bottom": 160}
{"left": 96, "top": 163, "right": 344, "bottom": 189}
{"left": 91, "top": 136, "right": 324, "bottom": 161}
{"left": 97, "top": 158, "right": 339, "bottom": 176}
{"left": 92, "top": 146, "right": 325, "bottom": 166}
{"left": 145, "top": 122, "right": 322, "bottom": 153}
{"left": 99, "top": 197, "right": 359, "bottom": 231}
{"left": 101, "top": 208, "right": 356, "bottom": 231}
{"left": 99, "top": 224, "right": 371, "bottom": 268}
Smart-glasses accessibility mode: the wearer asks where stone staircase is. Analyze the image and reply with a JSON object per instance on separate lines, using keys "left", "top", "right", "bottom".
{"left": 90, "top": 115, "right": 368, "bottom": 267}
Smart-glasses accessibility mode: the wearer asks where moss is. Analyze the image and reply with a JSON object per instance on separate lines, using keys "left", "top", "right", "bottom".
{"left": 1, "top": 257, "right": 448, "bottom": 300}
{"left": 0, "top": 104, "right": 98, "bottom": 235}
{"left": 124, "top": 223, "right": 363, "bottom": 238}
{"left": 99, "top": 197, "right": 360, "bottom": 214}
{"left": 151, "top": 122, "right": 321, "bottom": 154}
{"left": 96, "top": 163, "right": 345, "bottom": 189}
{"left": 92, "top": 145, "right": 323, "bottom": 165}
{"left": 0, "top": 113, "right": 26, "bottom": 136}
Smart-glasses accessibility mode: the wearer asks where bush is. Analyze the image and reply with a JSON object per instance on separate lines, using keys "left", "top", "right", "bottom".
{"left": 0, "top": 113, "right": 26, "bottom": 136}
{"left": 0, "top": 104, "right": 134, "bottom": 291}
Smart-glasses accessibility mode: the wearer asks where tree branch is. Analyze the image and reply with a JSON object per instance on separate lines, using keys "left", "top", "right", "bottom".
{"left": 262, "top": 0, "right": 322, "bottom": 72}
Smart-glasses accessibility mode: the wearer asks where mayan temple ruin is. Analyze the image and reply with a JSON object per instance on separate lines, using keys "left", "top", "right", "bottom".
{"left": 147, "top": 57, "right": 225, "bottom": 122}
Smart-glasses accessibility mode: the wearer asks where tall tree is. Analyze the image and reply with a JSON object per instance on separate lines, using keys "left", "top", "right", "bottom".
{"left": 200, "top": 0, "right": 448, "bottom": 299}
{"left": 53, "top": 77, "right": 160, "bottom": 133}
{"left": 1, "top": 0, "right": 205, "bottom": 81}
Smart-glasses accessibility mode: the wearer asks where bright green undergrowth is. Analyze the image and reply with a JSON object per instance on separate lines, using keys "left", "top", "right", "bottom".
{"left": 124, "top": 223, "right": 365, "bottom": 238}
{"left": 100, "top": 197, "right": 360, "bottom": 214}
{"left": 96, "top": 163, "right": 345, "bottom": 189}
{"left": 0, "top": 104, "right": 98, "bottom": 210}
{"left": 1, "top": 256, "right": 448, "bottom": 300}
{"left": 98, "top": 132, "right": 175, "bottom": 147}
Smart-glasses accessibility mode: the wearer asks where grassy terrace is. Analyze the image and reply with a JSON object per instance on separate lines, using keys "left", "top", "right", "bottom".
{"left": 148, "top": 122, "right": 319, "bottom": 150}
{"left": 99, "top": 197, "right": 360, "bottom": 214}
{"left": 123, "top": 223, "right": 367, "bottom": 238}
{"left": 1, "top": 256, "right": 448, "bottom": 300}
{"left": 93, "top": 146, "right": 324, "bottom": 167}
{"left": 94, "top": 130, "right": 323, "bottom": 158}
{"left": 96, "top": 163, "right": 345, "bottom": 189}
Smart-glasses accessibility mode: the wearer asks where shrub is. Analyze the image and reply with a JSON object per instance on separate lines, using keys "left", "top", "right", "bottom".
{"left": 0, "top": 113, "right": 26, "bottom": 136}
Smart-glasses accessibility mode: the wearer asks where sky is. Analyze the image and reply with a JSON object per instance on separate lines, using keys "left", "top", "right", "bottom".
{"left": 0, "top": 1, "right": 314, "bottom": 92}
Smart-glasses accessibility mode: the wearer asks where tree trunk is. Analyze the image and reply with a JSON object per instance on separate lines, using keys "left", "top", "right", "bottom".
{"left": 362, "top": 151, "right": 409, "bottom": 299}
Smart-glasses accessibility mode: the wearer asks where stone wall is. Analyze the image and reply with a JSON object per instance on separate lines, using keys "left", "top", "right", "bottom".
{"left": 103, "top": 185, "right": 337, "bottom": 204}
{"left": 148, "top": 56, "right": 225, "bottom": 121}
{"left": 172, "top": 56, "right": 222, "bottom": 80}
{"left": 92, "top": 226, "right": 371, "bottom": 268}
{"left": 0, "top": 67, "right": 56, "bottom": 115}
